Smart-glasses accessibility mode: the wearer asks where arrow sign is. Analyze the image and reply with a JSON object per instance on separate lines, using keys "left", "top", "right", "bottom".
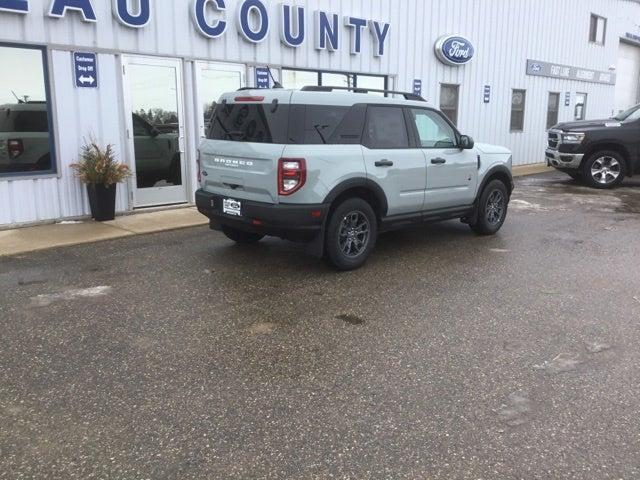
{"left": 74, "top": 52, "right": 98, "bottom": 89}
{"left": 78, "top": 75, "right": 95, "bottom": 85}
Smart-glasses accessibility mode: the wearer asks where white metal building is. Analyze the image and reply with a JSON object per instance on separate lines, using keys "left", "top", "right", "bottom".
{"left": 0, "top": 0, "right": 639, "bottom": 227}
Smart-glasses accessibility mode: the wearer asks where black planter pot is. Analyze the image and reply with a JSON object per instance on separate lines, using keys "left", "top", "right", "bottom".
{"left": 87, "top": 183, "right": 117, "bottom": 222}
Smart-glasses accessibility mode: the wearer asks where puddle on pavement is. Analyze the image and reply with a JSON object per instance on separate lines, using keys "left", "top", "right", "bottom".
{"left": 533, "top": 353, "right": 581, "bottom": 374}
{"left": 497, "top": 393, "right": 532, "bottom": 427}
{"left": 337, "top": 314, "right": 365, "bottom": 325}
{"left": 246, "top": 322, "right": 277, "bottom": 335}
{"left": 30, "top": 286, "right": 113, "bottom": 307}
{"left": 586, "top": 341, "right": 613, "bottom": 354}
{"left": 516, "top": 174, "right": 640, "bottom": 215}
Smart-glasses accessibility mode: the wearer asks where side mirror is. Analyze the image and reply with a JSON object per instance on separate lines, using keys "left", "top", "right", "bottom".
{"left": 150, "top": 127, "right": 161, "bottom": 138}
{"left": 459, "top": 135, "right": 474, "bottom": 150}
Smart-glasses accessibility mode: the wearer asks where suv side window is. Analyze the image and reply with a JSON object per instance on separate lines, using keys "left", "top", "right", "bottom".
{"left": 288, "top": 105, "right": 351, "bottom": 144}
{"left": 13, "top": 111, "right": 49, "bottom": 133}
{"left": 364, "top": 106, "right": 410, "bottom": 149}
{"left": 410, "top": 108, "right": 457, "bottom": 148}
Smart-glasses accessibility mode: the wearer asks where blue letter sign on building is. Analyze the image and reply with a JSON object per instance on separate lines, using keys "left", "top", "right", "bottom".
{"left": 237, "top": 0, "right": 269, "bottom": 43}
{"left": 113, "top": 0, "right": 150, "bottom": 28}
{"left": 74, "top": 52, "right": 98, "bottom": 88}
{"left": 193, "top": 0, "right": 227, "bottom": 38}
{"left": 48, "top": 0, "right": 97, "bottom": 22}
{"left": 0, "top": 0, "right": 29, "bottom": 13}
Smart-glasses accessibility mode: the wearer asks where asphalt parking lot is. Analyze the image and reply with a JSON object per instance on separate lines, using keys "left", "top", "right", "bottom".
{"left": 1, "top": 171, "right": 640, "bottom": 479}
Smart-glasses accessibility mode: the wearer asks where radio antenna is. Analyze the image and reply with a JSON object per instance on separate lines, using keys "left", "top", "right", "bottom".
{"left": 267, "top": 67, "right": 283, "bottom": 89}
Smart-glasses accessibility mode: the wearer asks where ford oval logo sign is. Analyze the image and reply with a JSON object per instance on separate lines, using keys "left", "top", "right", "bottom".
{"left": 435, "top": 35, "right": 475, "bottom": 66}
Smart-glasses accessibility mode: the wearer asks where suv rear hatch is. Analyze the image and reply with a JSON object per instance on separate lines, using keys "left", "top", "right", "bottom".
{"left": 199, "top": 90, "right": 293, "bottom": 204}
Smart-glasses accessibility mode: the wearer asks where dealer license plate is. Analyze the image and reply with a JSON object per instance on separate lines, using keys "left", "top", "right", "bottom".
{"left": 223, "top": 198, "right": 242, "bottom": 217}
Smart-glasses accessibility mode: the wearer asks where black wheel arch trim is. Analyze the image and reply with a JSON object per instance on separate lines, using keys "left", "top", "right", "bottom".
{"left": 478, "top": 165, "right": 514, "bottom": 197}
{"left": 323, "top": 178, "right": 389, "bottom": 217}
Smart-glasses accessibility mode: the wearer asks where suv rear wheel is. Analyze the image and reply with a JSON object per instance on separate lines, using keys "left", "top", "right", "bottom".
{"left": 222, "top": 226, "right": 265, "bottom": 244}
{"left": 470, "top": 180, "right": 509, "bottom": 236}
{"left": 325, "top": 198, "right": 378, "bottom": 271}
{"left": 582, "top": 150, "right": 625, "bottom": 189}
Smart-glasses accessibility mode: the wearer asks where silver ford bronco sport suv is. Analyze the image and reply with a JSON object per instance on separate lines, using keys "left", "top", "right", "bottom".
{"left": 196, "top": 86, "right": 513, "bottom": 271}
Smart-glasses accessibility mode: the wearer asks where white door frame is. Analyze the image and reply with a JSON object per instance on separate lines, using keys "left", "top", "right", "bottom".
{"left": 193, "top": 60, "right": 246, "bottom": 141}
{"left": 122, "top": 55, "right": 188, "bottom": 208}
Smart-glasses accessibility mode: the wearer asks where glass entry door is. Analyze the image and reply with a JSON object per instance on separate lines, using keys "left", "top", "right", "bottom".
{"left": 123, "top": 56, "right": 187, "bottom": 207}
{"left": 195, "top": 62, "right": 245, "bottom": 141}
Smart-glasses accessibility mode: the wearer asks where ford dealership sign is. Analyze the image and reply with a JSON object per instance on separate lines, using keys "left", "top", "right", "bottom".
{"left": 435, "top": 35, "right": 475, "bottom": 66}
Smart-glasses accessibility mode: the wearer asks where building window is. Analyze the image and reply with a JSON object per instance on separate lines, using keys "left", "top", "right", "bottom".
{"left": 575, "top": 93, "right": 588, "bottom": 120}
{"left": 589, "top": 14, "right": 607, "bottom": 45}
{"left": 0, "top": 43, "right": 56, "bottom": 177}
{"left": 546, "top": 92, "right": 560, "bottom": 130}
{"left": 354, "top": 74, "right": 386, "bottom": 96}
{"left": 439, "top": 84, "right": 459, "bottom": 125}
{"left": 281, "top": 68, "right": 387, "bottom": 96}
{"left": 510, "top": 89, "right": 526, "bottom": 132}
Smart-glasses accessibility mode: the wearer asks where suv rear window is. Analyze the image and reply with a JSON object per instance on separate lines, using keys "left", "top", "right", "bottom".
{"left": 207, "top": 103, "right": 290, "bottom": 144}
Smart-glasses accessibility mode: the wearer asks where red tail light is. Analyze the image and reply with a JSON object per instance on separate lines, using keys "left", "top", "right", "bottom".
{"left": 278, "top": 158, "right": 306, "bottom": 196}
{"left": 234, "top": 96, "right": 265, "bottom": 102}
{"left": 196, "top": 149, "right": 202, "bottom": 184}
{"left": 8, "top": 139, "right": 23, "bottom": 159}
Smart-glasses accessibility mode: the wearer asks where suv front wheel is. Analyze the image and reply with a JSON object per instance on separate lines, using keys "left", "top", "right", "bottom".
{"left": 325, "top": 198, "right": 378, "bottom": 271}
{"left": 470, "top": 180, "right": 509, "bottom": 236}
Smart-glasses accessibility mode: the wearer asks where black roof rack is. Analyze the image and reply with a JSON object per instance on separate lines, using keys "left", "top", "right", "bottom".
{"left": 300, "top": 85, "right": 426, "bottom": 102}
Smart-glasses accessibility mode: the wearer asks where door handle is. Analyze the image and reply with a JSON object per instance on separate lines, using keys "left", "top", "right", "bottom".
{"left": 375, "top": 159, "right": 394, "bottom": 167}
{"left": 431, "top": 157, "right": 447, "bottom": 165}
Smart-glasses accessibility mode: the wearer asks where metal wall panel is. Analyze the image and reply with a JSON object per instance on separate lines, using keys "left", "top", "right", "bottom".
{"left": 1, "top": 0, "right": 639, "bottom": 226}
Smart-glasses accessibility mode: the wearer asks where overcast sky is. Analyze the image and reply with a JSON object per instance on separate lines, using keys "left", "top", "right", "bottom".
{"left": 0, "top": 46, "right": 46, "bottom": 105}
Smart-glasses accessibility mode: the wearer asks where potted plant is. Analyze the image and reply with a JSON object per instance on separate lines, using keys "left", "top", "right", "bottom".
{"left": 71, "top": 142, "right": 131, "bottom": 222}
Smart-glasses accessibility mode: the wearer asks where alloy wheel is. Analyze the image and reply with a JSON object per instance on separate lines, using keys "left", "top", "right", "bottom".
{"left": 591, "top": 156, "right": 621, "bottom": 185}
{"left": 338, "top": 211, "right": 371, "bottom": 258}
{"left": 486, "top": 190, "right": 505, "bottom": 226}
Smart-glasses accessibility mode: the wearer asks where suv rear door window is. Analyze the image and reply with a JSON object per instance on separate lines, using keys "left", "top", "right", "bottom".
{"left": 364, "top": 106, "right": 409, "bottom": 149}
{"left": 207, "top": 103, "right": 290, "bottom": 144}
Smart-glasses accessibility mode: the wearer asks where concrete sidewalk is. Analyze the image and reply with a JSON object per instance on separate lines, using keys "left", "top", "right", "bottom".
{"left": 0, "top": 207, "right": 208, "bottom": 257}
{"left": 0, "top": 164, "right": 552, "bottom": 258}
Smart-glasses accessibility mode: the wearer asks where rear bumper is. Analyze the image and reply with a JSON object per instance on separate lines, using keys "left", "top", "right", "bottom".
{"left": 195, "top": 189, "right": 329, "bottom": 241}
{"left": 545, "top": 149, "right": 584, "bottom": 169}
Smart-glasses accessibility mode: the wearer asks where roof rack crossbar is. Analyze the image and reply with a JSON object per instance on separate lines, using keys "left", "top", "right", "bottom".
{"left": 300, "top": 85, "right": 426, "bottom": 102}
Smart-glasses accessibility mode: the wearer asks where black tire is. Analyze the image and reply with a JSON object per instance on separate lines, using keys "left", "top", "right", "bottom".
{"left": 582, "top": 150, "right": 625, "bottom": 189}
{"left": 222, "top": 226, "right": 264, "bottom": 244}
{"left": 470, "top": 180, "right": 509, "bottom": 236}
{"left": 324, "top": 197, "right": 378, "bottom": 271}
{"left": 566, "top": 171, "right": 582, "bottom": 181}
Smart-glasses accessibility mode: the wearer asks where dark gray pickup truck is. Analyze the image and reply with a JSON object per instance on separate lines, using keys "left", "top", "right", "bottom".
{"left": 546, "top": 104, "right": 640, "bottom": 188}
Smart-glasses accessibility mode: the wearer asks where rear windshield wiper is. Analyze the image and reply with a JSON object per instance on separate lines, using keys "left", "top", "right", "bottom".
{"left": 213, "top": 116, "right": 245, "bottom": 140}
{"left": 314, "top": 124, "right": 329, "bottom": 144}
